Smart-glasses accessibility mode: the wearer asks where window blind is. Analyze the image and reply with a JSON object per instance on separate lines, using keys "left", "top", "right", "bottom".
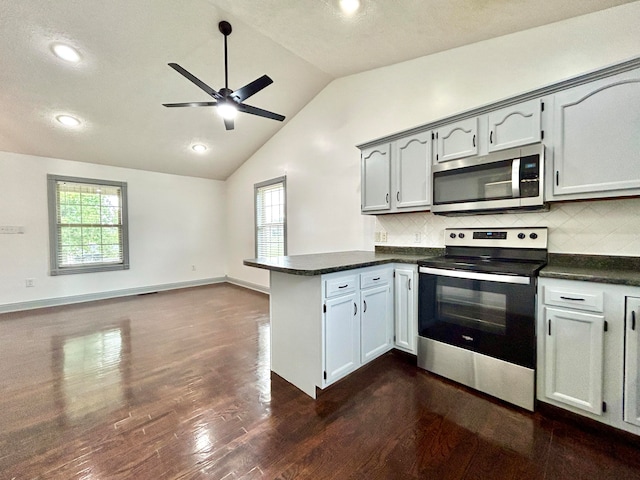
{"left": 55, "top": 181, "right": 124, "bottom": 267}
{"left": 255, "top": 179, "right": 286, "bottom": 258}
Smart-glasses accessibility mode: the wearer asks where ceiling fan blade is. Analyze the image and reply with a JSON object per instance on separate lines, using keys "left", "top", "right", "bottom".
{"left": 168, "top": 63, "right": 222, "bottom": 100}
{"left": 237, "top": 103, "right": 285, "bottom": 122}
{"left": 162, "top": 102, "right": 218, "bottom": 108}
{"left": 224, "top": 117, "right": 234, "bottom": 130}
{"left": 231, "top": 75, "right": 273, "bottom": 102}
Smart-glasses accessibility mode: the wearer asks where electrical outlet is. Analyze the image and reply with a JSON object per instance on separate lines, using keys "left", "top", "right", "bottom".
{"left": 374, "top": 232, "right": 381, "bottom": 242}
{"left": 25, "top": 278, "right": 35, "bottom": 287}
{"left": 191, "top": 265, "right": 196, "bottom": 271}
{"left": 380, "top": 232, "right": 388, "bottom": 242}
{"left": 414, "top": 232, "right": 421, "bottom": 243}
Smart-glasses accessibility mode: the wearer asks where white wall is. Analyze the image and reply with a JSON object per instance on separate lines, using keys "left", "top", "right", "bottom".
{"left": 225, "top": 2, "right": 640, "bottom": 289}
{"left": 0, "top": 151, "right": 226, "bottom": 310}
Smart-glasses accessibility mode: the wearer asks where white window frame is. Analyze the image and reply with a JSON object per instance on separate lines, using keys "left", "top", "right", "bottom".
{"left": 47, "top": 174, "right": 130, "bottom": 276}
{"left": 254, "top": 176, "right": 287, "bottom": 258}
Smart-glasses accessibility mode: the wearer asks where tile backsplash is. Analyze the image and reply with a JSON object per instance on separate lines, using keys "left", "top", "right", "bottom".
{"left": 375, "top": 198, "right": 640, "bottom": 256}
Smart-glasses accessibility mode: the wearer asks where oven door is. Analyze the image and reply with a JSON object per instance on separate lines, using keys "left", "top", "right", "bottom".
{"left": 418, "top": 267, "right": 535, "bottom": 368}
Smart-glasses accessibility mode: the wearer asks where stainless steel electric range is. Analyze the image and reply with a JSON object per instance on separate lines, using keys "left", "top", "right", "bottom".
{"left": 417, "top": 227, "right": 548, "bottom": 411}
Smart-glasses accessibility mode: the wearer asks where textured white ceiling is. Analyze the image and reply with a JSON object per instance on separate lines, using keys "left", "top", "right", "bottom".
{"left": 0, "top": 0, "right": 635, "bottom": 180}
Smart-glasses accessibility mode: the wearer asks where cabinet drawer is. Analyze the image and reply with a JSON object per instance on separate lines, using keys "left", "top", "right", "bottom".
{"left": 325, "top": 275, "right": 358, "bottom": 298}
{"left": 360, "top": 269, "right": 392, "bottom": 289}
{"left": 543, "top": 286, "right": 604, "bottom": 313}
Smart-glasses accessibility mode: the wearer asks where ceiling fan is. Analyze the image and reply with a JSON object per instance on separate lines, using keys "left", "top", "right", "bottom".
{"left": 163, "top": 21, "right": 285, "bottom": 131}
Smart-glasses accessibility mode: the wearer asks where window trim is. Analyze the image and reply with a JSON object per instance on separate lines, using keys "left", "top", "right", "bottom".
{"left": 47, "top": 174, "right": 130, "bottom": 276}
{"left": 254, "top": 176, "right": 287, "bottom": 258}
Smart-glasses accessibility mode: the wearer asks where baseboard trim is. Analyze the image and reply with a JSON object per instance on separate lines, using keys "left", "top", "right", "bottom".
{"left": 0, "top": 277, "right": 227, "bottom": 314}
{"left": 225, "top": 276, "right": 270, "bottom": 295}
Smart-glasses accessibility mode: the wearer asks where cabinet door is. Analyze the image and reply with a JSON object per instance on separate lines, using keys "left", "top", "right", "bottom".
{"left": 324, "top": 293, "right": 360, "bottom": 385}
{"left": 435, "top": 117, "right": 478, "bottom": 163}
{"left": 394, "top": 268, "right": 417, "bottom": 354}
{"left": 361, "top": 144, "right": 391, "bottom": 212}
{"left": 393, "top": 132, "right": 431, "bottom": 209}
{"left": 552, "top": 69, "right": 640, "bottom": 197}
{"left": 544, "top": 307, "right": 605, "bottom": 415}
{"left": 487, "top": 99, "right": 541, "bottom": 152}
{"left": 361, "top": 284, "right": 393, "bottom": 363}
{"left": 624, "top": 297, "right": 640, "bottom": 426}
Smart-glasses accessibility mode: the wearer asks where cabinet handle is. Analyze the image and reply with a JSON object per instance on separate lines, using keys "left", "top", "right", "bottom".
{"left": 472, "top": 134, "right": 476, "bottom": 147}
{"left": 373, "top": 277, "right": 380, "bottom": 281}
{"left": 363, "top": 300, "right": 367, "bottom": 313}
{"left": 548, "top": 319, "right": 551, "bottom": 336}
{"left": 408, "top": 278, "right": 412, "bottom": 290}
{"left": 386, "top": 193, "right": 389, "bottom": 203}
{"left": 556, "top": 171, "right": 559, "bottom": 186}
{"left": 633, "top": 311, "right": 636, "bottom": 331}
{"left": 338, "top": 284, "right": 348, "bottom": 289}
{"left": 490, "top": 131, "right": 493, "bottom": 144}
{"left": 354, "top": 303, "right": 357, "bottom": 316}
{"left": 560, "top": 296, "right": 585, "bottom": 301}
{"left": 397, "top": 191, "right": 400, "bottom": 202}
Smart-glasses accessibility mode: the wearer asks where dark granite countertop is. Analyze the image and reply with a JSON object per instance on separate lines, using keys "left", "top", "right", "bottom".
{"left": 244, "top": 247, "right": 443, "bottom": 276}
{"left": 540, "top": 254, "right": 640, "bottom": 287}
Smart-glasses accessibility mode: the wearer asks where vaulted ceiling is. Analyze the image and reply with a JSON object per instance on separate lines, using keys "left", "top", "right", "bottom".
{"left": 0, "top": 0, "right": 635, "bottom": 180}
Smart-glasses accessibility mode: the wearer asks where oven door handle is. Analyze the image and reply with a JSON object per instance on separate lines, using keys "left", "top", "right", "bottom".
{"left": 419, "top": 267, "right": 531, "bottom": 285}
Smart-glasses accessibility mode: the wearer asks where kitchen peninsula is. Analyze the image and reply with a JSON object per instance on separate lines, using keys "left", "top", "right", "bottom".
{"left": 244, "top": 249, "right": 438, "bottom": 397}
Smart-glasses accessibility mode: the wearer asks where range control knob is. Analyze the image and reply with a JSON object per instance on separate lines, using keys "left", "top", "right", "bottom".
{"left": 517, "top": 233, "right": 526, "bottom": 239}
{"left": 450, "top": 233, "right": 457, "bottom": 239}
{"left": 458, "top": 233, "right": 465, "bottom": 239}
{"left": 530, "top": 233, "right": 538, "bottom": 240}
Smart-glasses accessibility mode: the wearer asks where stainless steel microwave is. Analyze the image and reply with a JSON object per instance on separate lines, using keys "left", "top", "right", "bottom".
{"left": 431, "top": 144, "right": 545, "bottom": 215}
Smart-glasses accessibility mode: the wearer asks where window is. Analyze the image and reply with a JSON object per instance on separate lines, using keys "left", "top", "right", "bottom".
{"left": 255, "top": 176, "right": 286, "bottom": 258}
{"left": 47, "top": 174, "right": 129, "bottom": 275}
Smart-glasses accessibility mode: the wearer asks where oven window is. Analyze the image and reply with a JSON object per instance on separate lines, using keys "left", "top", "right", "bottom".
{"left": 436, "top": 285, "right": 507, "bottom": 335}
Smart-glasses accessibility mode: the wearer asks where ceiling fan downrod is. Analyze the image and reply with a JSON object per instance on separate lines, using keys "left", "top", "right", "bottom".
{"left": 219, "top": 21, "right": 232, "bottom": 92}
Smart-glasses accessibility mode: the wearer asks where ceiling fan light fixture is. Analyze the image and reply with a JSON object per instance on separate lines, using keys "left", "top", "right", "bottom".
{"left": 192, "top": 144, "right": 207, "bottom": 153}
{"left": 55, "top": 114, "right": 81, "bottom": 127}
{"left": 217, "top": 102, "right": 238, "bottom": 120}
{"left": 51, "top": 43, "right": 81, "bottom": 63}
{"left": 339, "top": 0, "right": 360, "bottom": 15}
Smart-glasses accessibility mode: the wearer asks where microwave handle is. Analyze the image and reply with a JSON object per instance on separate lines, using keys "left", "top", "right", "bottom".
{"left": 511, "top": 158, "right": 521, "bottom": 198}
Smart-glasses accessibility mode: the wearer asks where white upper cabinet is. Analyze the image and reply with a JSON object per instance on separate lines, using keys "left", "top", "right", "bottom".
{"left": 361, "top": 144, "right": 391, "bottom": 212}
{"left": 551, "top": 68, "right": 640, "bottom": 199}
{"left": 435, "top": 118, "right": 478, "bottom": 163}
{"left": 361, "top": 132, "right": 431, "bottom": 214}
{"left": 487, "top": 99, "right": 542, "bottom": 152}
{"left": 393, "top": 132, "right": 431, "bottom": 210}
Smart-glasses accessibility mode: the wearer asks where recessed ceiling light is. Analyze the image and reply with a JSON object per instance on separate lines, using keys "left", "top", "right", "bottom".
{"left": 192, "top": 144, "right": 207, "bottom": 153}
{"left": 51, "top": 43, "right": 81, "bottom": 63}
{"left": 339, "top": 0, "right": 360, "bottom": 15}
{"left": 56, "top": 115, "right": 81, "bottom": 127}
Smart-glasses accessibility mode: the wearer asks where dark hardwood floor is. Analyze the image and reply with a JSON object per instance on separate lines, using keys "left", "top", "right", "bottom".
{"left": 2, "top": 283, "right": 640, "bottom": 479}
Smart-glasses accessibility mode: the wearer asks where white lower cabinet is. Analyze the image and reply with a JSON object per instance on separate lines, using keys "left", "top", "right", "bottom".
{"left": 361, "top": 284, "right": 393, "bottom": 363}
{"left": 322, "top": 266, "right": 393, "bottom": 387}
{"left": 324, "top": 292, "right": 360, "bottom": 384}
{"left": 543, "top": 306, "right": 604, "bottom": 415}
{"left": 537, "top": 278, "right": 640, "bottom": 436}
{"left": 624, "top": 297, "right": 640, "bottom": 427}
{"left": 394, "top": 265, "right": 418, "bottom": 354}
